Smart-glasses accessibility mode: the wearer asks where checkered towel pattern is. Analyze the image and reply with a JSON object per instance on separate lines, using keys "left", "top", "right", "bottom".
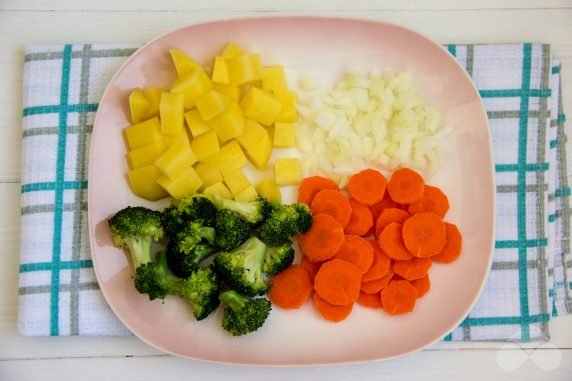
{"left": 18, "top": 43, "right": 571, "bottom": 340}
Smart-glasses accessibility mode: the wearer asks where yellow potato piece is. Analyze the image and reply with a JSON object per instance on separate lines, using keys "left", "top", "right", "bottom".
{"left": 123, "top": 117, "right": 162, "bottom": 150}
{"left": 127, "top": 165, "right": 168, "bottom": 201}
{"left": 244, "top": 134, "right": 272, "bottom": 170}
{"left": 184, "top": 109, "right": 211, "bottom": 138}
{"left": 189, "top": 130, "right": 220, "bottom": 161}
{"left": 261, "top": 66, "right": 288, "bottom": 93}
{"left": 154, "top": 141, "right": 197, "bottom": 180}
{"left": 127, "top": 141, "right": 167, "bottom": 169}
{"left": 163, "top": 130, "right": 191, "bottom": 148}
{"left": 272, "top": 122, "right": 296, "bottom": 148}
{"left": 157, "top": 166, "right": 203, "bottom": 199}
{"left": 273, "top": 89, "right": 298, "bottom": 123}
{"left": 236, "top": 119, "right": 268, "bottom": 152}
{"left": 223, "top": 169, "right": 252, "bottom": 196}
{"left": 142, "top": 87, "right": 164, "bottom": 119}
{"left": 159, "top": 92, "right": 185, "bottom": 136}
{"left": 195, "top": 90, "right": 231, "bottom": 121}
{"left": 169, "top": 48, "right": 200, "bottom": 77}
{"left": 255, "top": 179, "right": 281, "bottom": 203}
{"left": 203, "top": 140, "right": 247, "bottom": 175}
{"left": 212, "top": 83, "right": 241, "bottom": 102}
{"left": 227, "top": 53, "right": 262, "bottom": 86}
{"left": 171, "top": 66, "right": 213, "bottom": 110}
{"left": 207, "top": 102, "right": 245, "bottom": 143}
{"left": 221, "top": 42, "right": 246, "bottom": 59}
{"left": 240, "top": 87, "right": 282, "bottom": 126}
{"left": 274, "top": 158, "right": 301, "bottom": 186}
{"left": 129, "top": 88, "right": 150, "bottom": 124}
{"left": 194, "top": 161, "right": 223, "bottom": 189}
{"left": 211, "top": 56, "right": 229, "bottom": 85}
{"left": 234, "top": 185, "right": 258, "bottom": 202}
{"left": 203, "top": 182, "right": 233, "bottom": 200}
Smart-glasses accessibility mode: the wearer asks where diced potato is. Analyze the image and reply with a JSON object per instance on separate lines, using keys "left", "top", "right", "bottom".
{"left": 127, "top": 141, "right": 166, "bottom": 169}
{"left": 261, "top": 66, "right": 288, "bottom": 93}
{"left": 208, "top": 102, "right": 245, "bottom": 143}
{"left": 169, "top": 48, "right": 200, "bottom": 77}
{"left": 129, "top": 88, "right": 150, "bottom": 124}
{"left": 157, "top": 167, "right": 203, "bottom": 199}
{"left": 274, "top": 158, "right": 302, "bottom": 186}
{"left": 255, "top": 179, "right": 281, "bottom": 203}
{"left": 211, "top": 56, "right": 229, "bottom": 85}
{"left": 236, "top": 119, "right": 268, "bottom": 152}
{"left": 190, "top": 130, "right": 220, "bottom": 160}
{"left": 159, "top": 92, "right": 185, "bottom": 136}
{"left": 194, "top": 161, "right": 223, "bottom": 189}
{"left": 204, "top": 140, "right": 247, "bottom": 175}
{"left": 123, "top": 117, "right": 162, "bottom": 150}
{"left": 195, "top": 90, "right": 230, "bottom": 121}
{"left": 223, "top": 169, "right": 252, "bottom": 196}
{"left": 203, "top": 182, "right": 233, "bottom": 200}
{"left": 227, "top": 53, "right": 262, "bottom": 86}
{"left": 127, "top": 165, "right": 168, "bottom": 201}
{"left": 240, "top": 87, "right": 282, "bottom": 126}
{"left": 154, "top": 141, "right": 197, "bottom": 179}
{"left": 213, "top": 83, "right": 241, "bottom": 102}
{"left": 163, "top": 131, "right": 190, "bottom": 148}
{"left": 142, "top": 87, "right": 164, "bottom": 119}
{"left": 244, "top": 134, "right": 272, "bottom": 170}
{"left": 234, "top": 185, "right": 258, "bottom": 202}
{"left": 273, "top": 89, "right": 298, "bottom": 123}
{"left": 171, "top": 66, "right": 213, "bottom": 109}
{"left": 184, "top": 109, "right": 211, "bottom": 138}
{"left": 221, "top": 42, "right": 246, "bottom": 59}
{"left": 273, "top": 122, "right": 296, "bottom": 148}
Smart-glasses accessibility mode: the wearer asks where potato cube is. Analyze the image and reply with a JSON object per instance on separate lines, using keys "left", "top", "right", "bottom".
{"left": 154, "top": 141, "right": 197, "bottom": 180}
{"left": 240, "top": 87, "right": 282, "bottom": 126}
{"left": 171, "top": 66, "right": 213, "bottom": 109}
{"left": 203, "top": 182, "right": 233, "bottom": 200}
{"left": 236, "top": 119, "right": 268, "bottom": 152}
{"left": 195, "top": 90, "right": 230, "bottom": 121}
{"left": 223, "top": 169, "right": 252, "bottom": 196}
{"left": 159, "top": 92, "right": 185, "bottom": 136}
{"left": 227, "top": 53, "right": 262, "bottom": 86}
{"left": 127, "top": 141, "right": 167, "bottom": 169}
{"left": 273, "top": 122, "right": 296, "bottom": 148}
{"left": 163, "top": 130, "right": 190, "bottom": 148}
{"left": 244, "top": 134, "right": 272, "bottom": 170}
{"left": 157, "top": 167, "right": 203, "bottom": 200}
{"left": 123, "top": 117, "right": 162, "bottom": 150}
{"left": 211, "top": 56, "right": 229, "bottom": 85}
{"left": 169, "top": 48, "right": 200, "bottom": 77}
{"left": 221, "top": 42, "right": 246, "bottom": 59}
{"left": 127, "top": 165, "right": 168, "bottom": 201}
{"left": 203, "top": 140, "right": 247, "bottom": 175}
{"left": 273, "top": 89, "right": 298, "bottom": 123}
{"left": 129, "top": 88, "right": 150, "bottom": 124}
{"left": 184, "top": 109, "right": 211, "bottom": 138}
{"left": 255, "top": 179, "right": 281, "bottom": 203}
{"left": 190, "top": 130, "right": 219, "bottom": 160}
{"left": 194, "top": 161, "right": 223, "bottom": 189}
{"left": 142, "top": 87, "right": 164, "bottom": 119}
{"left": 213, "top": 83, "right": 241, "bottom": 102}
{"left": 274, "top": 158, "right": 302, "bottom": 186}
{"left": 261, "top": 66, "right": 288, "bottom": 93}
{"left": 234, "top": 185, "right": 258, "bottom": 202}
{"left": 208, "top": 102, "right": 245, "bottom": 143}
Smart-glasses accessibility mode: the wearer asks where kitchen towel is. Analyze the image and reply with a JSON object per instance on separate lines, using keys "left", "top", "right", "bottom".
{"left": 18, "top": 43, "right": 570, "bottom": 341}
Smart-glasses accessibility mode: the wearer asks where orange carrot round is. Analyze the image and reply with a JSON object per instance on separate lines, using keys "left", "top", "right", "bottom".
{"left": 378, "top": 222, "right": 413, "bottom": 260}
{"left": 300, "top": 214, "right": 346, "bottom": 262}
{"left": 381, "top": 279, "right": 419, "bottom": 315}
{"left": 393, "top": 257, "right": 433, "bottom": 281}
{"left": 432, "top": 222, "right": 463, "bottom": 263}
{"left": 402, "top": 212, "right": 447, "bottom": 257}
{"left": 387, "top": 168, "right": 425, "bottom": 204}
{"left": 357, "top": 292, "right": 382, "bottom": 309}
{"left": 375, "top": 207, "right": 410, "bottom": 237}
{"left": 408, "top": 185, "right": 450, "bottom": 217}
{"left": 360, "top": 271, "right": 394, "bottom": 294}
{"left": 298, "top": 176, "right": 339, "bottom": 206}
{"left": 312, "top": 293, "right": 353, "bottom": 322}
{"left": 345, "top": 200, "right": 373, "bottom": 236}
{"left": 362, "top": 241, "right": 392, "bottom": 282}
{"left": 268, "top": 264, "right": 313, "bottom": 309}
{"left": 311, "top": 189, "right": 353, "bottom": 227}
{"left": 314, "top": 259, "right": 362, "bottom": 305}
{"left": 411, "top": 274, "right": 431, "bottom": 297}
{"left": 334, "top": 235, "right": 374, "bottom": 274}
{"left": 347, "top": 169, "right": 388, "bottom": 206}
{"left": 301, "top": 255, "right": 322, "bottom": 283}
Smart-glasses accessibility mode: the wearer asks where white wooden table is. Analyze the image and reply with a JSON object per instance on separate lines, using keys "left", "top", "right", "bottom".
{"left": 1, "top": 1, "right": 571, "bottom": 380}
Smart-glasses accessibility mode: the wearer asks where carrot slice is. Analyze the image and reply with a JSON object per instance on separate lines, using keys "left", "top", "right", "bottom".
{"left": 357, "top": 292, "right": 382, "bottom": 309}
{"left": 381, "top": 279, "right": 419, "bottom": 315}
{"left": 387, "top": 168, "right": 425, "bottom": 204}
{"left": 393, "top": 257, "right": 432, "bottom": 281}
{"left": 362, "top": 241, "right": 392, "bottom": 282}
{"left": 312, "top": 293, "right": 353, "bottom": 322}
{"left": 347, "top": 169, "right": 387, "bottom": 206}
{"left": 301, "top": 255, "right": 322, "bottom": 283}
{"left": 268, "top": 264, "right": 313, "bottom": 309}
{"left": 334, "top": 235, "right": 374, "bottom": 274}
{"left": 345, "top": 200, "right": 373, "bottom": 236}
{"left": 374, "top": 208, "right": 410, "bottom": 237}
{"left": 372, "top": 192, "right": 400, "bottom": 215}
{"left": 408, "top": 185, "right": 450, "bottom": 217}
{"left": 299, "top": 214, "right": 345, "bottom": 262}
{"left": 361, "top": 271, "right": 394, "bottom": 294}
{"left": 298, "top": 176, "right": 339, "bottom": 206}
{"left": 378, "top": 222, "right": 413, "bottom": 260}
{"left": 411, "top": 274, "right": 431, "bottom": 298}
{"left": 311, "top": 189, "right": 352, "bottom": 227}
{"left": 402, "top": 212, "right": 447, "bottom": 257}
{"left": 314, "top": 259, "right": 362, "bottom": 305}
{"left": 432, "top": 222, "right": 463, "bottom": 263}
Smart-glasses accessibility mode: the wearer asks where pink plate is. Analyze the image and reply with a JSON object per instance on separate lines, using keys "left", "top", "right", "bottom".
{"left": 88, "top": 16, "right": 494, "bottom": 366}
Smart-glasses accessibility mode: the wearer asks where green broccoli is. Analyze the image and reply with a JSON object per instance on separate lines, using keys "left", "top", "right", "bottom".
{"left": 211, "top": 195, "right": 269, "bottom": 225}
{"left": 220, "top": 290, "right": 271, "bottom": 336}
{"left": 258, "top": 203, "right": 313, "bottom": 247}
{"left": 108, "top": 206, "right": 164, "bottom": 269}
{"left": 175, "top": 220, "right": 215, "bottom": 254}
{"left": 214, "top": 209, "right": 251, "bottom": 251}
{"left": 165, "top": 240, "right": 217, "bottom": 278}
{"left": 134, "top": 251, "right": 179, "bottom": 300}
{"left": 263, "top": 242, "right": 295, "bottom": 276}
{"left": 162, "top": 194, "right": 218, "bottom": 239}
{"left": 213, "top": 236, "right": 269, "bottom": 296}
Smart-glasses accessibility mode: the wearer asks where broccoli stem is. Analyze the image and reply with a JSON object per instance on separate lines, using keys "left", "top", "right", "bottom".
{"left": 125, "top": 237, "right": 153, "bottom": 269}
{"left": 220, "top": 290, "right": 248, "bottom": 312}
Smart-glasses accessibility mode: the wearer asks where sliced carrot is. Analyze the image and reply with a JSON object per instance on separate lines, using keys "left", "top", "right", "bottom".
{"left": 393, "top": 257, "right": 433, "bottom": 281}
{"left": 361, "top": 271, "right": 394, "bottom": 294}
{"left": 345, "top": 200, "right": 373, "bottom": 236}
{"left": 314, "top": 259, "right": 362, "bottom": 305}
{"left": 300, "top": 214, "right": 345, "bottom": 262}
{"left": 402, "top": 212, "right": 447, "bottom": 257}
{"left": 378, "top": 222, "right": 413, "bottom": 260}
{"left": 381, "top": 279, "right": 418, "bottom": 315}
{"left": 411, "top": 274, "right": 431, "bottom": 298}
{"left": 372, "top": 191, "right": 400, "bottom": 215}
{"left": 301, "top": 255, "right": 322, "bottom": 283}
{"left": 387, "top": 168, "right": 425, "bottom": 204}
{"left": 374, "top": 207, "right": 410, "bottom": 237}
{"left": 362, "top": 241, "right": 392, "bottom": 282}
{"left": 408, "top": 185, "right": 450, "bottom": 217}
{"left": 432, "top": 222, "right": 463, "bottom": 263}
{"left": 347, "top": 169, "right": 388, "bottom": 206}
{"left": 312, "top": 293, "right": 353, "bottom": 322}
{"left": 268, "top": 264, "right": 313, "bottom": 309}
{"left": 334, "top": 235, "right": 374, "bottom": 274}
{"left": 311, "top": 189, "right": 352, "bottom": 227}
{"left": 357, "top": 292, "right": 382, "bottom": 309}
{"left": 298, "top": 176, "right": 339, "bottom": 206}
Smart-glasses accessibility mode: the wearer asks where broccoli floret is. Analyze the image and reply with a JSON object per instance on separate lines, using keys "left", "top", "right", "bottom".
{"left": 214, "top": 209, "right": 251, "bottom": 251}
{"left": 220, "top": 290, "right": 271, "bottom": 336}
{"left": 263, "top": 242, "right": 295, "bottom": 276}
{"left": 294, "top": 203, "right": 313, "bottom": 233}
{"left": 258, "top": 203, "right": 313, "bottom": 247}
{"left": 165, "top": 240, "right": 217, "bottom": 278}
{"left": 178, "top": 266, "right": 221, "bottom": 320}
{"left": 214, "top": 237, "right": 269, "bottom": 296}
{"left": 175, "top": 220, "right": 215, "bottom": 254}
{"left": 177, "top": 194, "right": 218, "bottom": 227}
{"left": 108, "top": 206, "right": 164, "bottom": 269}
{"left": 134, "top": 251, "right": 180, "bottom": 300}
{"left": 212, "top": 195, "right": 269, "bottom": 225}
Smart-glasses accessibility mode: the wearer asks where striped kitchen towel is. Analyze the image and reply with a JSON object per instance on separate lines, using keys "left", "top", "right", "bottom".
{"left": 18, "top": 43, "right": 571, "bottom": 340}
